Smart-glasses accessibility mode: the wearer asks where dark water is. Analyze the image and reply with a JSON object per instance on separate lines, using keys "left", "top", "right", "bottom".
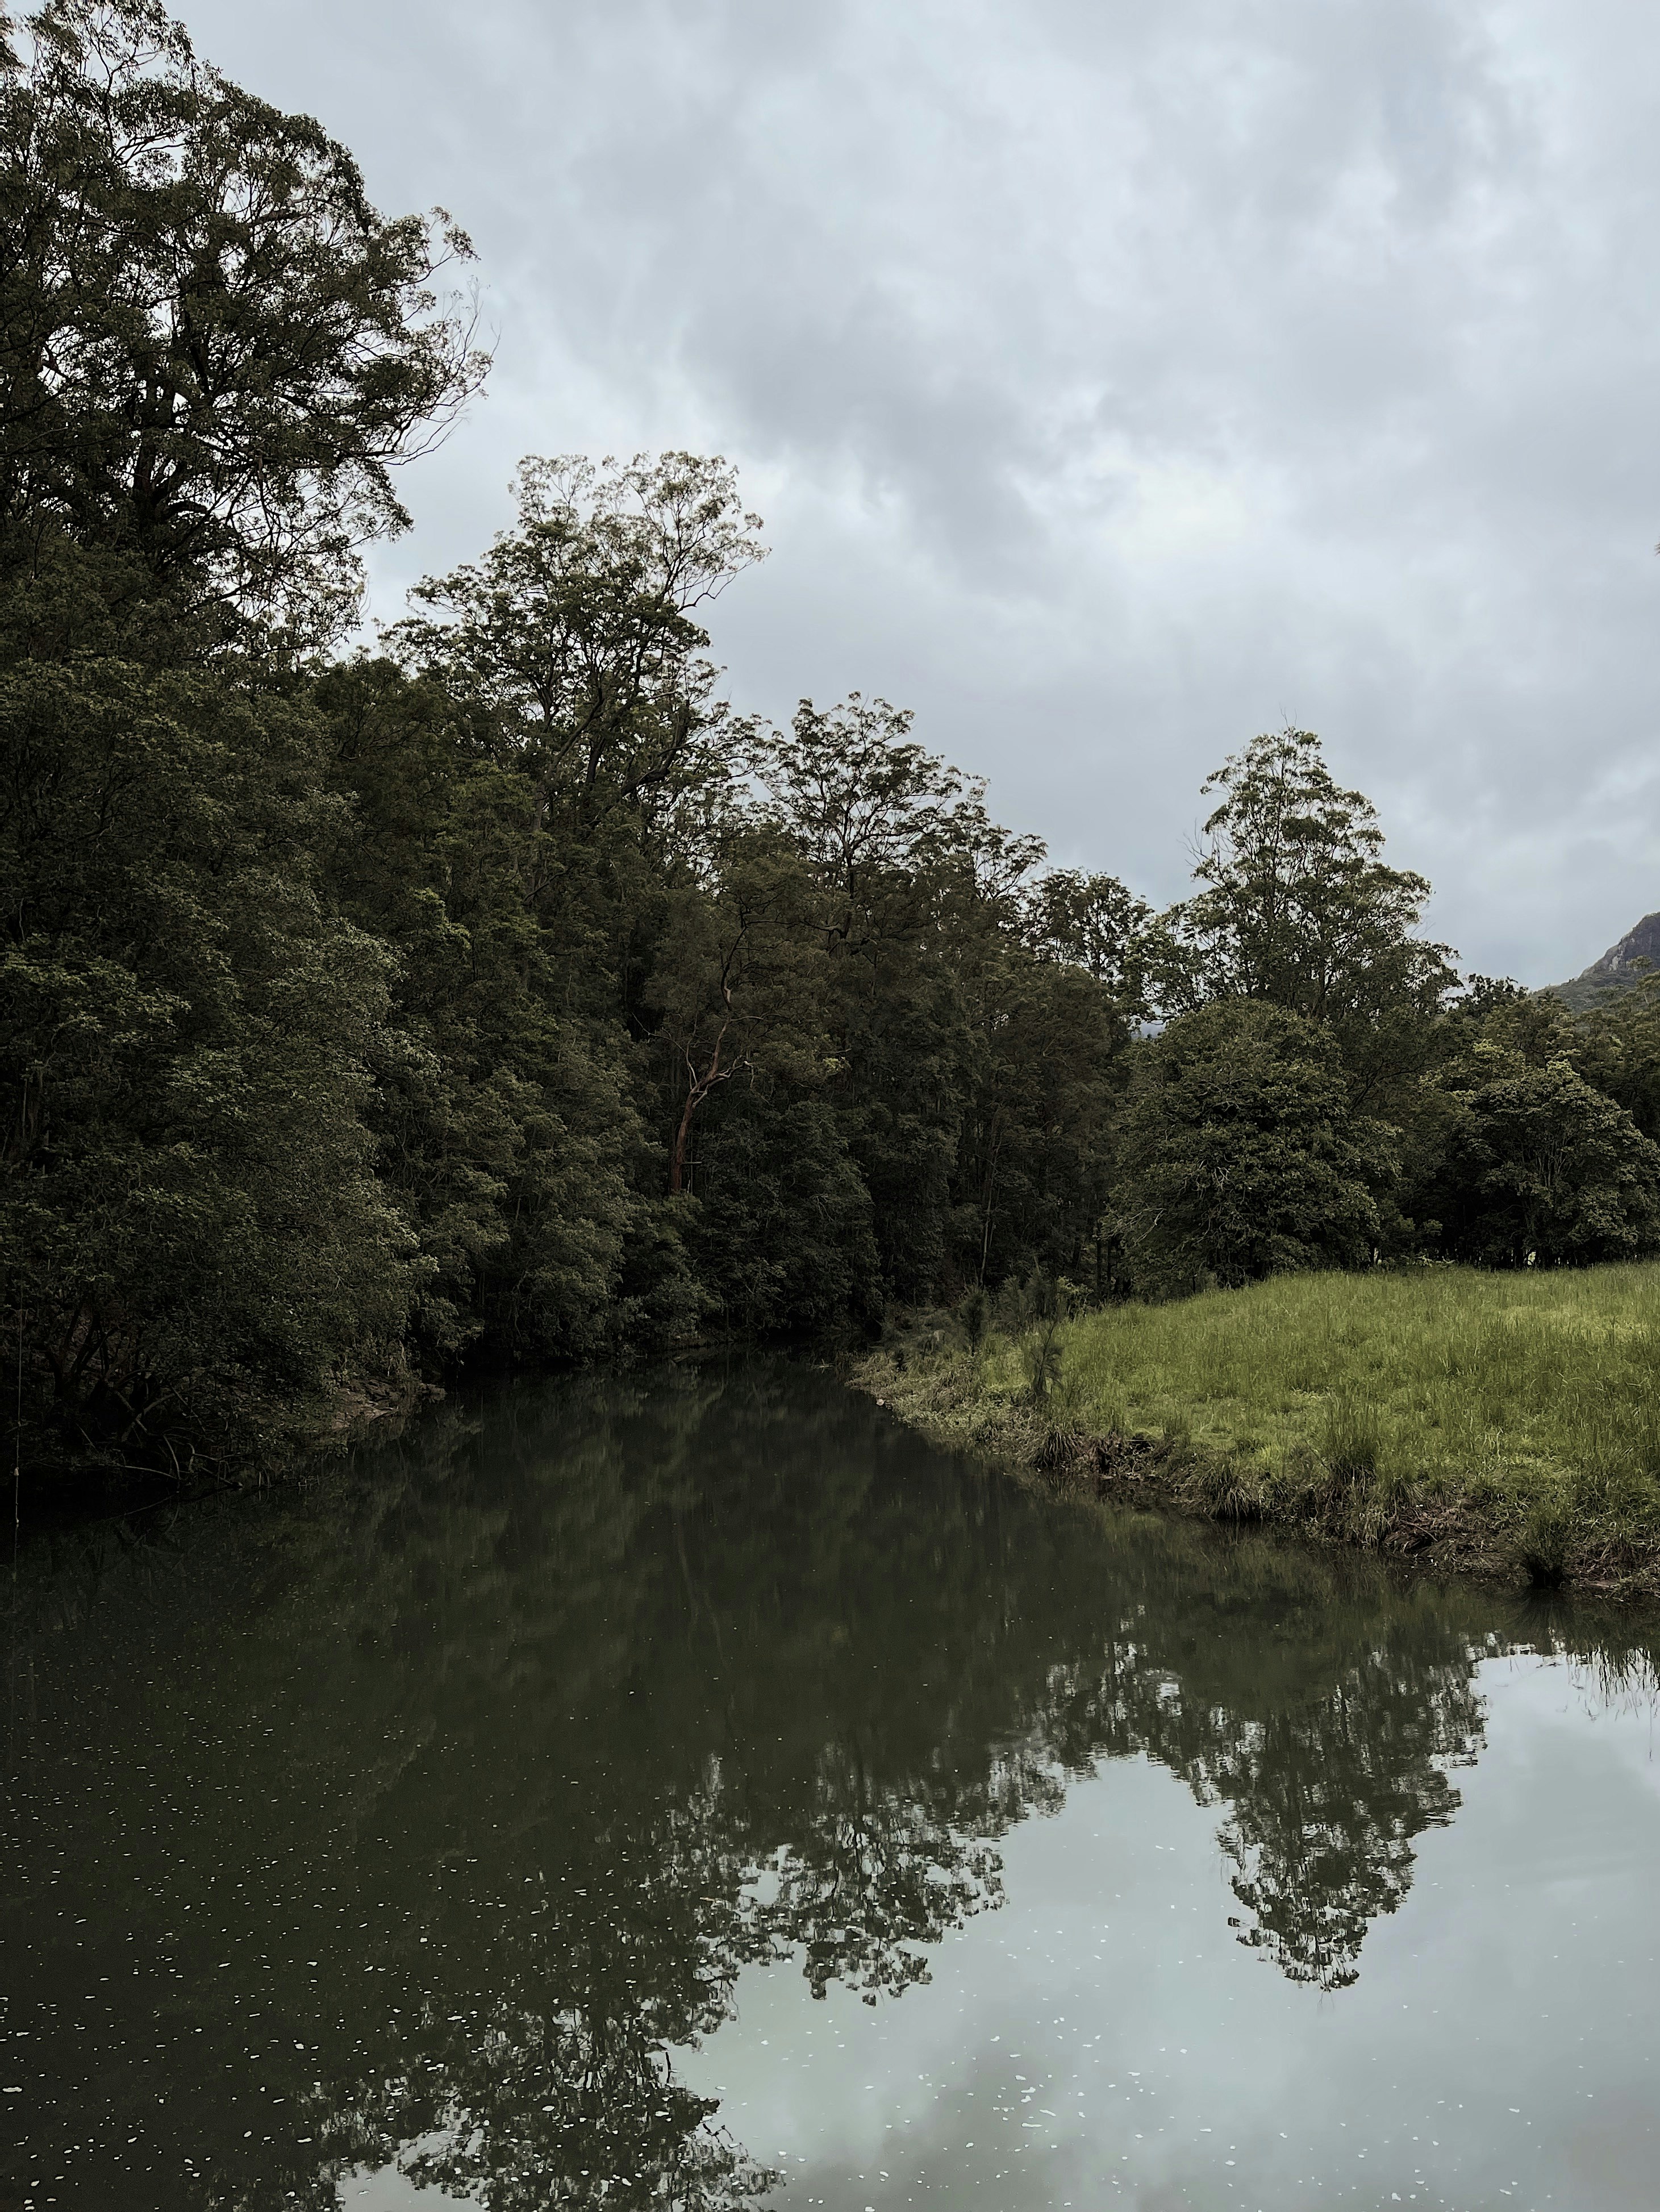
{"left": 4, "top": 1364, "right": 1660, "bottom": 2212}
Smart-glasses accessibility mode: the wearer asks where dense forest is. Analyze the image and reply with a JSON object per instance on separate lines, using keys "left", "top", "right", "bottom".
{"left": 8, "top": 0, "right": 1660, "bottom": 1479}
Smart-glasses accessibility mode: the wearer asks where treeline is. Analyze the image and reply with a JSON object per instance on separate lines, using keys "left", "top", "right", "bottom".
{"left": 1109, "top": 727, "right": 1660, "bottom": 1297}
{"left": 5, "top": 1, "right": 1660, "bottom": 1478}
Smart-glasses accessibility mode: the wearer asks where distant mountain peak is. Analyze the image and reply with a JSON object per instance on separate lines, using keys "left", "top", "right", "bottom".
{"left": 1551, "top": 912, "right": 1660, "bottom": 1005}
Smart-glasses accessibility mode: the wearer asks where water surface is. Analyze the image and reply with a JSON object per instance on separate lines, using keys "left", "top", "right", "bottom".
{"left": 4, "top": 1361, "right": 1659, "bottom": 2210}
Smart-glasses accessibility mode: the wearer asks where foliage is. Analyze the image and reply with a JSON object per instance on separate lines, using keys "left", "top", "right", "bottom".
{"left": 0, "top": 0, "right": 486, "bottom": 643}
{"left": 312, "top": 654, "right": 660, "bottom": 1368}
{"left": 388, "top": 451, "right": 762, "bottom": 824}
{"left": 1421, "top": 1047, "right": 1660, "bottom": 1267}
{"left": 0, "top": 632, "right": 420, "bottom": 1466}
{"left": 1111, "top": 1001, "right": 1397, "bottom": 1294}
{"left": 735, "top": 694, "right": 1127, "bottom": 1303}
{"left": 1024, "top": 865, "right": 1152, "bottom": 1014}
{"left": 1148, "top": 727, "right": 1457, "bottom": 1107}
{"left": 1567, "top": 972, "right": 1660, "bottom": 1142}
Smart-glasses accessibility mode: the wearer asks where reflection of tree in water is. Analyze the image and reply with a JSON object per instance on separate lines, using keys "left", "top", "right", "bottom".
{"left": 5, "top": 1364, "right": 1632, "bottom": 2210}
{"left": 314, "top": 1807, "right": 779, "bottom": 2211}
{"left": 778, "top": 1753, "right": 1010, "bottom": 2003}
{"left": 989, "top": 1578, "right": 1485, "bottom": 1992}
{"left": 1206, "top": 1660, "right": 1478, "bottom": 1986}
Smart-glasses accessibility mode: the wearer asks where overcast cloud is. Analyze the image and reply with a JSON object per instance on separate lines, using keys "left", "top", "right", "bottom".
{"left": 182, "top": 0, "right": 1660, "bottom": 982}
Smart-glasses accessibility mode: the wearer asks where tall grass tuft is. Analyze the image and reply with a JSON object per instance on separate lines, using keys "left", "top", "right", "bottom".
{"left": 1320, "top": 1395, "right": 1380, "bottom": 1485}
{"left": 1094, "top": 1393, "right": 1130, "bottom": 1440}
{"left": 1019, "top": 1324, "right": 1063, "bottom": 1403}
{"left": 1518, "top": 1494, "right": 1576, "bottom": 1588}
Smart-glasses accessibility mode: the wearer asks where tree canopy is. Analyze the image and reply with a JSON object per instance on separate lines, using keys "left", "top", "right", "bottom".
{"left": 1149, "top": 727, "right": 1457, "bottom": 1107}
{"left": 1112, "top": 1001, "right": 1396, "bottom": 1294}
{"left": 0, "top": 0, "right": 485, "bottom": 641}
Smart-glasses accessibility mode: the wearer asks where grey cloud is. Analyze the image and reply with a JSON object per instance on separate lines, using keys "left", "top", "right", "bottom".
{"left": 182, "top": 0, "right": 1660, "bottom": 980}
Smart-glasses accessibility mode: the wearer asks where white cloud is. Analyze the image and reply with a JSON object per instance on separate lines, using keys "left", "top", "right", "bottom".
{"left": 182, "top": 0, "right": 1660, "bottom": 980}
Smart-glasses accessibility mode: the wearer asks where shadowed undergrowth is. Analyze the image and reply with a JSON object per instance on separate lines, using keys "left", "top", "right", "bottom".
{"left": 853, "top": 1264, "right": 1660, "bottom": 1593}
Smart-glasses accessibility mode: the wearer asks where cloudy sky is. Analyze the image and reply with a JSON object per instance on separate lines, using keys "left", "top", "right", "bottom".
{"left": 185, "top": 0, "right": 1660, "bottom": 983}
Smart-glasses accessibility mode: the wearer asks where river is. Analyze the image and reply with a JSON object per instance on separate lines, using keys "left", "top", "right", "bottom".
{"left": 3, "top": 1361, "right": 1659, "bottom": 2210}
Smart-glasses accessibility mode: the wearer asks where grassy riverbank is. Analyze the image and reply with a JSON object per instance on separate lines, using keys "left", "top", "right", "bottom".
{"left": 853, "top": 1265, "right": 1660, "bottom": 1594}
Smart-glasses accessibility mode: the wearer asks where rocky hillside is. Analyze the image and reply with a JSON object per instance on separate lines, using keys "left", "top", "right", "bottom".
{"left": 1552, "top": 912, "right": 1660, "bottom": 1007}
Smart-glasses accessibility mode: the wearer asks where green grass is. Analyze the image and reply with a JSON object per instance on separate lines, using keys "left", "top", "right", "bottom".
{"left": 858, "top": 1265, "right": 1660, "bottom": 1592}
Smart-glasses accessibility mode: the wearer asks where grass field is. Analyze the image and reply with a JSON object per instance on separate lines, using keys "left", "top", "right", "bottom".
{"left": 857, "top": 1265, "right": 1660, "bottom": 1592}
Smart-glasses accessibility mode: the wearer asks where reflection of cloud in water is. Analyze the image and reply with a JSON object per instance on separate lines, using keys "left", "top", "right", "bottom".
{"left": 686, "top": 1667, "right": 1660, "bottom": 2207}
{"left": 345, "top": 2135, "right": 481, "bottom": 2209}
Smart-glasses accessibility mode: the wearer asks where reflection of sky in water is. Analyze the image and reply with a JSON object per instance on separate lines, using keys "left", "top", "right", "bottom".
{"left": 678, "top": 1656, "right": 1660, "bottom": 2211}
{"left": 347, "top": 2136, "right": 480, "bottom": 2209}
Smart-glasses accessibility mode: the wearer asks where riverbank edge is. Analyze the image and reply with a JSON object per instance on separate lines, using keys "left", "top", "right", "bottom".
{"left": 846, "top": 1344, "right": 1660, "bottom": 1600}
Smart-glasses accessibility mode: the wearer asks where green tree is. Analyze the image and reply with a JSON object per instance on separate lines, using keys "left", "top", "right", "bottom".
{"left": 383, "top": 452, "right": 770, "bottom": 1245}
{"left": 390, "top": 452, "right": 762, "bottom": 828}
{"left": 314, "top": 655, "right": 679, "bottom": 1368}
{"left": 956, "top": 898, "right": 1127, "bottom": 1289}
{"left": 740, "top": 700, "right": 1135, "bottom": 1306}
{"left": 0, "top": 0, "right": 485, "bottom": 643}
{"left": 0, "top": 0, "right": 487, "bottom": 1470}
{"left": 1, "top": 648, "right": 422, "bottom": 1467}
{"left": 1150, "top": 728, "right": 1456, "bottom": 1107}
{"left": 1112, "top": 1000, "right": 1397, "bottom": 1294}
{"left": 1421, "top": 1047, "right": 1660, "bottom": 1267}
{"left": 1024, "top": 866, "right": 1151, "bottom": 1017}
{"left": 748, "top": 695, "right": 983, "bottom": 1305}
{"left": 364, "top": 456, "right": 775, "bottom": 1357}
{"left": 644, "top": 818, "right": 880, "bottom": 1335}
{"left": 646, "top": 825, "right": 827, "bottom": 1198}
{"left": 1567, "top": 974, "right": 1660, "bottom": 1144}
